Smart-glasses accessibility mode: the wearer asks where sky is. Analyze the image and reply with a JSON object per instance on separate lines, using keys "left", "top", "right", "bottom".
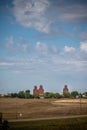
{"left": 0, "top": 0, "right": 87, "bottom": 94}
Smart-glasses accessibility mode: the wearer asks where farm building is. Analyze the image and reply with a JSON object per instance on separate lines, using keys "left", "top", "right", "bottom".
{"left": 63, "top": 85, "right": 69, "bottom": 94}
{"left": 33, "top": 85, "right": 44, "bottom": 97}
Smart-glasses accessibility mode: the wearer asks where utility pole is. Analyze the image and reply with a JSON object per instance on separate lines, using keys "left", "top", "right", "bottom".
{"left": 16, "top": 97, "right": 18, "bottom": 119}
{"left": 80, "top": 93, "right": 82, "bottom": 114}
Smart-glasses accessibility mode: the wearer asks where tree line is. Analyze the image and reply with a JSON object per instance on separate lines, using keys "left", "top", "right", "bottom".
{"left": 1, "top": 90, "right": 87, "bottom": 99}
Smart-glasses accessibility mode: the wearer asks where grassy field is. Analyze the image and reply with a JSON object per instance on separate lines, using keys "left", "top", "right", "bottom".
{"left": 8, "top": 117, "right": 87, "bottom": 130}
{"left": 0, "top": 98, "right": 87, "bottom": 120}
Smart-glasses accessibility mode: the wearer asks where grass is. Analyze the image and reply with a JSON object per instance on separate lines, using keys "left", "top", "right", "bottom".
{"left": 9, "top": 117, "right": 87, "bottom": 130}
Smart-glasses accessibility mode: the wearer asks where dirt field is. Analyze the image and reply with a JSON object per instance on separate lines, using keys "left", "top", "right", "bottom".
{"left": 0, "top": 98, "right": 87, "bottom": 120}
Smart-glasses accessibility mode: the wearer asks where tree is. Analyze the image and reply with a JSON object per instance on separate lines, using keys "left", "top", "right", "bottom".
{"left": 44, "top": 92, "right": 61, "bottom": 99}
{"left": 18, "top": 91, "right": 25, "bottom": 98}
{"left": 10, "top": 93, "right": 18, "bottom": 98}
{"left": 53, "top": 93, "right": 61, "bottom": 98}
{"left": 33, "top": 95, "right": 40, "bottom": 99}
{"left": 44, "top": 92, "right": 55, "bottom": 98}
{"left": 44, "top": 92, "right": 50, "bottom": 98}
{"left": 83, "top": 91, "right": 87, "bottom": 96}
{"left": 25, "top": 90, "right": 30, "bottom": 98}
{"left": 71, "top": 91, "right": 79, "bottom": 98}
{"left": 25, "top": 90, "right": 30, "bottom": 94}
{"left": 63, "top": 92, "right": 71, "bottom": 98}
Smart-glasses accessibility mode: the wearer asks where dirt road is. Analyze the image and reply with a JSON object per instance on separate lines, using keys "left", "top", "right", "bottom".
{"left": 9, "top": 114, "right": 87, "bottom": 122}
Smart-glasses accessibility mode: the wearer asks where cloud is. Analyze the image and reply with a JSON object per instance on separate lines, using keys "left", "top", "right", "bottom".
{"left": 12, "top": 0, "right": 87, "bottom": 34}
{"left": 17, "top": 42, "right": 30, "bottom": 53}
{"left": 5, "top": 36, "right": 31, "bottom": 54}
{"left": 0, "top": 61, "right": 14, "bottom": 66}
{"left": 49, "top": 0, "right": 87, "bottom": 23}
{"left": 50, "top": 45, "right": 58, "bottom": 54}
{"left": 35, "top": 42, "right": 48, "bottom": 55}
{"left": 80, "top": 41, "right": 87, "bottom": 53}
{"left": 59, "top": 5, "right": 87, "bottom": 23}
{"left": 1, "top": 46, "right": 87, "bottom": 73}
{"left": 65, "top": 60, "right": 87, "bottom": 71}
{"left": 35, "top": 42, "right": 58, "bottom": 56}
{"left": 13, "top": 0, "right": 50, "bottom": 33}
{"left": 1, "top": 37, "right": 87, "bottom": 73}
{"left": 64, "top": 46, "right": 75, "bottom": 52}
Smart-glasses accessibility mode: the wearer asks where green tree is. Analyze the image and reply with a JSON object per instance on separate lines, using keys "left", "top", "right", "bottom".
{"left": 33, "top": 95, "right": 40, "bottom": 99}
{"left": 25, "top": 90, "right": 30, "bottom": 98}
{"left": 83, "top": 91, "right": 87, "bottom": 96}
{"left": 44, "top": 92, "right": 61, "bottom": 99}
{"left": 18, "top": 91, "right": 25, "bottom": 98}
{"left": 44, "top": 92, "right": 50, "bottom": 98}
{"left": 10, "top": 93, "right": 18, "bottom": 98}
{"left": 71, "top": 91, "right": 78, "bottom": 98}
{"left": 48, "top": 93, "right": 54, "bottom": 98}
{"left": 44, "top": 92, "right": 54, "bottom": 98}
{"left": 53, "top": 93, "right": 61, "bottom": 98}
{"left": 63, "top": 92, "right": 71, "bottom": 98}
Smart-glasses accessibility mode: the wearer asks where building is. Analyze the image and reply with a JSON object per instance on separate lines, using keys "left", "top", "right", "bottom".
{"left": 38, "top": 85, "right": 44, "bottom": 96}
{"left": 33, "top": 85, "right": 44, "bottom": 97}
{"left": 33, "top": 86, "right": 39, "bottom": 96}
{"left": 63, "top": 85, "right": 69, "bottom": 94}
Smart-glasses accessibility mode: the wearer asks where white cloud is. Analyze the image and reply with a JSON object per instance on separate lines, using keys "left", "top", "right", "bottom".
{"left": 57, "top": 2, "right": 87, "bottom": 23}
{"left": 12, "top": 0, "right": 87, "bottom": 35}
{"left": 5, "top": 36, "right": 31, "bottom": 53}
{"left": 80, "top": 41, "right": 87, "bottom": 53}
{"left": 0, "top": 62, "right": 14, "bottom": 66}
{"left": 64, "top": 46, "right": 75, "bottom": 52}
{"left": 13, "top": 70, "right": 22, "bottom": 74}
{"left": 35, "top": 42, "right": 48, "bottom": 55}
{"left": 50, "top": 45, "right": 58, "bottom": 54}
{"left": 65, "top": 60, "right": 87, "bottom": 71}
{"left": 13, "top": 0, "right": 50, "bottom": 33}
{"left": 35, "top": 42, "right": 59, "bottom": 56}
{"left": 17, "top": 42, "right": 30, "bottom": 52}
{"left": 0, "top": 49, "right": 87, "bottom": 73}
{"left": 1, "top": 38, "right": 87, "bottom": 73}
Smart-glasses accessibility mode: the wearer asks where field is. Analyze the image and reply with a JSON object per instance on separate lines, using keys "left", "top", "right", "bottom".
{"left": 0, "top": 98, "right": 87, "bottom": 120}
{"left": 9, "top": 117, "right": 87, "bottom": 130}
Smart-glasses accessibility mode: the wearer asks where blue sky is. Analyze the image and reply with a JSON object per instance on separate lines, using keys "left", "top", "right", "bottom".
{"left": 0, "top": 0, "right": 87, "bottom": 94}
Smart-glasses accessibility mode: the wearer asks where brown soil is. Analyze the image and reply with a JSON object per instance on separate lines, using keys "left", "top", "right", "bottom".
{"left": 0, "top": 98, "right": 87, "bottom": 120}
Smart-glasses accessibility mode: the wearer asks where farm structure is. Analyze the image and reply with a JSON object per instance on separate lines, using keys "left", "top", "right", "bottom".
{"left": 33, "top": 85, "right": 44, "bottom": 97}
{"left": 63, "top": 85, "right": 69, "bottom": 94}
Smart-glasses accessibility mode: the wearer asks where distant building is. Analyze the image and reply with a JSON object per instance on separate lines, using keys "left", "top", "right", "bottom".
{"left": 63, "top": 85, "right": 69, "bottom": 94}
{"left": 33, "top": 86, "right": 39, "bottom": 96}
{"left": 38, "top": 85, "right": 44, "bottom": 96}
{"left": 33, "top": 85, "right": 44, "bottom": 97}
